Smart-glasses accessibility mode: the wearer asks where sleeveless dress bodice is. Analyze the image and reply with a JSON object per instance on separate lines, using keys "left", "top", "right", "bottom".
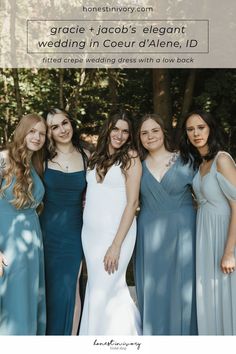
{"left": 40, "top": 164, "right": 86, "bottom": 335}
{"left": 79, "top": 165, "right": 141, "bottom": 335}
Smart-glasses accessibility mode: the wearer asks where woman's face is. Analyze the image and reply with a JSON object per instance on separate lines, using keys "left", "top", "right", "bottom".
{"left": 25, "top": 121, "right": 46, "bottom": 151}
{"left": 109, "top": 119, "right": 130, "bottom": 153}
{"left": 186, "top": 114, "right": 210, "bottom": 153}
{"left": 140, "top": 118, "right": 164, "bottom": 152}
{"left": 48, "top": 113, "right": 73, "bottom": 144}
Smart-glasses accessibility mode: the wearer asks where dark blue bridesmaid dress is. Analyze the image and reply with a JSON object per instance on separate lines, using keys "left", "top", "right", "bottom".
{"left": 40, "top": 161, "right": 86, "bottom": 335}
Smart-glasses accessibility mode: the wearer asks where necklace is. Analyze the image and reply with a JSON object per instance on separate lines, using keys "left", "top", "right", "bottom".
{"left": 51, "top": 160, "right": 71, "bottom": 173}
{"left": 62, "top": 159, "right": 71, "bottom": 173}
{"left": 54, "top": 147, "right": 76, "bottom": 172}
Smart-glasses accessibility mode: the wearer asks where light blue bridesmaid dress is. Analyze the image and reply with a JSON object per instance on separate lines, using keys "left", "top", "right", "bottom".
{"left": 0, "top": 168, "right": 46, "bottom": 335}
{"left": 193, "top": 152, "right": 236, "bottom": 335}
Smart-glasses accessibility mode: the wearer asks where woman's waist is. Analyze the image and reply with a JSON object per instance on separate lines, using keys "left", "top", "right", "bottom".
{"left": 44, "top": 190, "right": 85, "bottom": 201}
{"left": 42, "top": 214, "right": 83, "bottom": 229}
{"left": 43, "top": 237, "right": 83, "bottom": 253}
{"left": 140, "top": 200, "right": 194, "bottom": 213}
{"left": 43, "top": 195, "right": 82, "bottom": 206}
{"left": 85, "top": 192, "right": 127, "bottom": 208}
{"left": 197, "top": 201, "right": 230, "bottom": 216}
{"left": 43, "top": 200, "right": 83, "bottom": 213}
{"left": 0, "top": 204, "right": 38, "bottom": 215}
{"left": 82, "top": 216, "right": 136, "bottom": 234}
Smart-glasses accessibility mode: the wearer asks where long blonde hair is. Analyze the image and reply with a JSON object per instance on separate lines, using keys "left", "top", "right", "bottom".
{"left": 1, "top": 114, "right": 46, "bottom": 209}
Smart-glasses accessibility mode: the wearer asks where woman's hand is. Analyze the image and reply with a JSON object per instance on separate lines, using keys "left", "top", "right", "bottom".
{"left": 0, "top": 251, "right": 8, "bottom": 277}
{"left": 103, "top": 243, "right": 121, "bottom": 275}
{"left": 221, "top": 252, "right": 236, "bottom": 274}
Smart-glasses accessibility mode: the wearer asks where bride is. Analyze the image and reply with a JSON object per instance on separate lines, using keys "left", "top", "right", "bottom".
{"left": 79, "top": 112, "right": 142, "bottom": 335}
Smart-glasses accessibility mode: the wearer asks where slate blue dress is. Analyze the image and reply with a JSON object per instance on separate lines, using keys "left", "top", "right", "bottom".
{"left": 0, "top": 168, "right": 46, "bottom": 335}
{"left": 135, "top": 156, "right": 198, "bottom": 335}
{"left": 40, "top": 162, "right": 86, "bottom": 335}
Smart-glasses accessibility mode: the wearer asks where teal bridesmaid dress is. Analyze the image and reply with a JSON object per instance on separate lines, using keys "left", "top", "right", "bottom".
{"left": 40, "top": 162, "right": 86, "bottom": 335}
{"left": 135, "top": 157, "right": 198, "bottom": 335}
{"left": 0, "top": 168, "right": 46, "bottom": 335}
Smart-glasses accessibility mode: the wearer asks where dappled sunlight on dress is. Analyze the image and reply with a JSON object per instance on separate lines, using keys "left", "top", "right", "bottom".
{"left": 0, "top": 168, "right": 46, "bottom": 335}
{"left": 135, "top": 157, "right": 197, "bottom": 335}
{"left": 193, "top": 152, "right": 236, "bottom": 335}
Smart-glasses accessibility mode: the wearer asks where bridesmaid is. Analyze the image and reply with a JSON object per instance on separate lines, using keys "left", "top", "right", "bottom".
{"left": 179, "top": 110, "right": 236, "bottom": 335}
{"left": 0, "top": 113, "right": 46, "bottom": 335}
{"left": 40, "top": 108, "right": 89, "bottom": 335}
{"left": 135, "top": 113, "right": 198, "bottom": 335}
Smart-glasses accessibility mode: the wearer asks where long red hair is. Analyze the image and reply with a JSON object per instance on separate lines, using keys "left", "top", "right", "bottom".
{"left": 1, "top": 114, "right": 46, "bottom": 209}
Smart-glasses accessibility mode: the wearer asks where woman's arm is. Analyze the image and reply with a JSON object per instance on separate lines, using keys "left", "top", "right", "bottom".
{"left": 103, "top": 154, "right": 142, "bottom": 274}
{"left": 0, "top": 150, "right": 9, "bottom": 277}
{"left": 0, "top": 251, "right": 8, "bottom": 277}
{"left": 0, "top": 151, "right": 7, "bottom": 185}
{"left": 217, "top": 153, "right": 236, "bottom": 274}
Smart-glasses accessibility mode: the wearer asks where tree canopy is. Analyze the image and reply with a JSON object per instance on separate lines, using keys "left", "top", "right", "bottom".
{"left": 0, "top": 68, "right": 235, "bottom": 155}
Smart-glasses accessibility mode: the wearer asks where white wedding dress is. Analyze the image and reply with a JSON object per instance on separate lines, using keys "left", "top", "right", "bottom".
{"left": 79, "top": 164, "right": 141, "bottom": 335}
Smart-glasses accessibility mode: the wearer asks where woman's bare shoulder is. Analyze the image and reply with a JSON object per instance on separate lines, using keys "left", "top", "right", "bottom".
{"left": 128, "top": 149, "right": 139, "bottom": 158}
{"left": 216, "top": 151, "right": 236, "bottom": 186}
{"left": 216, "top": 151, "right": 235, "bottom": 172}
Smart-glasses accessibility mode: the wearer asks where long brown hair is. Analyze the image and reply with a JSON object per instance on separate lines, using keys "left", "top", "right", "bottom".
{"left": 1, "top": 114, "right": 46, "bottom": 209}
{"left": 89, "top": 112, "right": 136, "bottom": 182}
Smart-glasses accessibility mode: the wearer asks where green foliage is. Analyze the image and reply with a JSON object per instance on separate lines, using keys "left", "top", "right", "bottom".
{"left": 0, "top": 68, "right": 236, "bottom": 156}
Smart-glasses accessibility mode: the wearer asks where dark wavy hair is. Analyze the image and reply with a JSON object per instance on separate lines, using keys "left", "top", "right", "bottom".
{"left": 136, "top": 113, "right": 175, "bottom": 161}
{"left": 46, "top": 108, "right": 88, "bottom": 165}
{"left": 179, "top": 110, "right": 226, "bottom": 169}
{"left": 89, "top": 111, "right": 136, "bottom": 182}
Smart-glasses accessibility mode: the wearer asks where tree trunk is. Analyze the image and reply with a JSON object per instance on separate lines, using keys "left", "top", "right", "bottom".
{"left": 108, "top": 70, "right": 118, "bottom": 112}
{"left": 0, "top": 70, "right": 17, "bottom": 146}
{"left": 152, "top": 69, "right": 172, "bottom": 129}
{"left": 178, "top": 69, "right": 196, "bottom": 128}
{"left": 2, "top": 72, "right": 11, "bottom": 145}
{"left": 59, "top": 69, "right": 64, "bottom": 108}
{"left": 11, "top": 68, "right": 23, "bottom": 119}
